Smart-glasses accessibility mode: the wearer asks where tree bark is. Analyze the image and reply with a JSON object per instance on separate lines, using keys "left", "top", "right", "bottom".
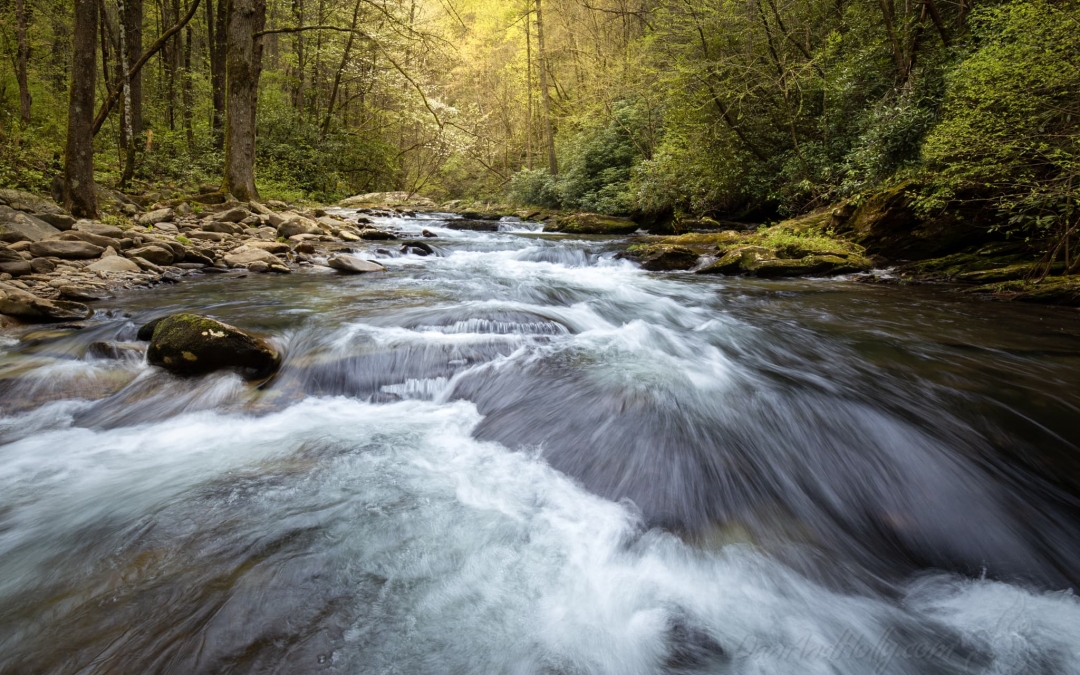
{"left": 221, "top": 0, "right": 266, "bottom": 200}
{"left": 319, "top": 0, "right": 362, "bottom": 138}
{"left": 118, "top": 0, "right": 136, "bottom": 188}
{"left": 15, "top": 0, "right": 32, "bottom": 124}
{"left": 534, "top": 0, "right": 557, "bottom": 176}
{"left": 524, "top": 4, "right": 532, "bottom": 170}
{"left": 65, "top": 0, "right": 99, "bottom": 218}
{"left": 211, "top": 0, "right": 229, "bottom": 147}
{"left": 125, "top": 0, "right": 143, "bottom": 137}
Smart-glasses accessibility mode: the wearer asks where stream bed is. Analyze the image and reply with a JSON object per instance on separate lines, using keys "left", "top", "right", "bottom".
{"left": 2, "top": 211, "right": 1080, "bottom": 674}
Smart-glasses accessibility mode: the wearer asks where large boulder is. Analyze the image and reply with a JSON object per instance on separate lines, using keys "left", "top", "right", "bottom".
{"left": 327, "top": 254, "right": 386, "bottom": 274}
{"left": 87, "top": 256, "right": 142, "bottom": 273}
{"left": 618, "top": 244, "right": 699, "bottom": 271}
{"left": 0, "top": 205, "right": 62, "bottom": 243}
{"left": 0, "top": 189, "right": 64, "bottom": 214}
{"left": 545, "top": 213, "right": 639, "bottom": 235}
{"left": 0, "top": 282, "right": 92, "bottom": 322}
{"left": 145, "top": 313, "right": 281, "bottom": 379}
{"left": 27, "top": 240, "right": 104, "bottom": 259}
{"left": 37, "top": 213, "right": 77, "bottom": 231}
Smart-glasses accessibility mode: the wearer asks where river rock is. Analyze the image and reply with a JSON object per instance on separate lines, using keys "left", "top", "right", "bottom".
{"left": 244, "top": 240, "right": 291, "bottom": 254}
{"left": 0, "top": 189, "right": 64, "bottom": 214}
{"left": 202, "top": 221, "right": 245, "bottom": 235}
{"left": 126, "top": 245, "right": 175, "bottom": 266}
{"left": 87, "top": 341, "right": 145, "bottom": 360}
{"left": 137, "top": 208, "right": 174, "bottom": 226}
{"left": 224, "top": 247, "right": 278, "bottom": 267}
{"left": 27, "top": 240, "right": 104, "bottom": 259}
{"left": 0, "top": 206, "right": 62, "bottom": 243}
{"left": 218, "top": 207, "right": 252, "bottom": 223}
{"left": 400, "top": 240, "right": 434, "bottom": 256}
{"left": 277, "top": 217, "right": 321, "bottom": 239}
{"left": 327, "top": 255, "right": 386, "bottom": 274}
{"left": 0, "top": 282, "right": 92, "bottom": 322}
{"left": 59, "top": 284, "right": 109, "bottom": 301}
{"left": 73, "top": 221, "right": 124, "bottom": 238}
{"left": 60, "top": 230, "right": 119, "bottom": 249}
{"left": 422, "top": 229, "right": 437, "bottom": 238}
{"left": 30, "top": 257, "right": 55, "bottom": 274}
{"left": 37, "top": 213, "right": 77, "bottom": 230}
{"left": 0, "top": 258, "right": 31, "bottom": 276}
{"left": 146, "top": 313, "right": 281, "bottom": 379}
{"left": 87, "top": 256, "right": 142, "bottom": 273}
{"left": 358, "top": 228, "right": 397, "bottom": 240}
{"left": 187, "top": 230, "right": 227, "bottom": 242}
{"left": 546, "top": 213, "right": 639, "bottom": 235}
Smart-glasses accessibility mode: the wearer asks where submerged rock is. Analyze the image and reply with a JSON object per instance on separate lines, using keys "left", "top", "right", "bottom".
{"left": 145, "top": 313, "right": 281, "bottom": 380}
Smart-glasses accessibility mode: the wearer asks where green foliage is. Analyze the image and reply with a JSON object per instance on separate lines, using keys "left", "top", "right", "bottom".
{"left": 921, "top": 0, "right": 1080, "bottom": 240}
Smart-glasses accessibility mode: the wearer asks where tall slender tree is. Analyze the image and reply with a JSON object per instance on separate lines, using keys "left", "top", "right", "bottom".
{"left": 65, "top": 0, "right": 99, "bottom": 218}
{"left": 534, "top": 0, "right": 556, "bottom": 176}
{"left": 221, "top": 0, "right": 266, "bottom": 200}
{"left": 15, "top": 0, "right": 32, "bottom": 124}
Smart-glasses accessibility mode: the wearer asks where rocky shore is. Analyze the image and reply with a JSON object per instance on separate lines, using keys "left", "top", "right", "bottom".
{"left": 1, "top": 188, "right": 397, "bottom": 328}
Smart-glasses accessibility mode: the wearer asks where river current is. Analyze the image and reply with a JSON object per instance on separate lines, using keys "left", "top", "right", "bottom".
{"left": 2, "top": 211, "right": 1080, "bottom": 674}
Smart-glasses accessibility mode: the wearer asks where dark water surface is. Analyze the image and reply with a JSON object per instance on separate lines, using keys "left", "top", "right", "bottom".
{"left": 2, "top": 212, "right": 1080, "bottom": 674}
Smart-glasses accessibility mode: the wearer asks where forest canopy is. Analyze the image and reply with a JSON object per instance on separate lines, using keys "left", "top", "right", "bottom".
{"left": 1, "top": 0, "right": 1078, "bottom": 233}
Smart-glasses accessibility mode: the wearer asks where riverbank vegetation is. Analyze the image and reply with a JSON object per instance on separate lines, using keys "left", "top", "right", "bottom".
{"left": 0, "top": 0, "right": 1078, "bottom": 274}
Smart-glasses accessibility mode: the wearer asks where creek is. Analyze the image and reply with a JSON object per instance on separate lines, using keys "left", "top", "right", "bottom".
{"left": 2, "top": 210, "right": 1080, "bottom": 674}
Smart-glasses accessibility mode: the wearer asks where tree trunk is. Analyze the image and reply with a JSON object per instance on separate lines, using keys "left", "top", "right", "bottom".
{"left": 65, "top": 0, "right": 99, "bottom": 218}
{"left": 118, "top": 0, "right": 136, "bottom": 189}
{"left": 210, "top": 0, "right": 229, "bottom": 148}
{"left": 15, "top": 0, "right": 32, "bottom": 124}
{"left": 534, "top": 0, "right": 557, "bottom": 176}
{"left": 221, "top": 0, "right": 266, "bottom": 201}
{"left": 524, "top": 4, "right": 532, "bottom": 170}
{"left": 319, "top": 0, "right": 362, "bottom": 139}
{"left": 183, "top": 21, "right": 195, "bottom": 149}
{"left": 124, "top": 0, "right": 143, "bottom": 137}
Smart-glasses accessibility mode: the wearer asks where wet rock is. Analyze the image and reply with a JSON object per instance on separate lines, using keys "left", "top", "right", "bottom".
{"left": 546, "top": 213, "right": 639, "bottom": 235}
{"left": 146, "top": 313, "right": 280, "bottom": 379}
{"left": 137, "top": 208, "right": 174, "bottom": 226}
{"left": 0, "top": 205, "right": 62, "bottom": 242}
{"left": 399, "top": 240, "right": 435, "bottom": 256}
{"left": 327, "top": 255, "right": 386, "bottom": 274}
{"left": 87, "top": 340, "right": 145, "bottom": 360}
{"left": 421, "top": 229, "right": 437, "bottom": 238}
{"left": 37, "top": 213, "right": 77, "bottom": 230}
{"left": 358, "top": 228, "right": 397, "bottom": 240}
{"left": 247, "top": 261, "right": 271, "bottom": 273}
{"left": 87, "top": 256, "right": 142, "bottom": 273}
{"left": 294, "top": 242, "right": 316, "bottom": 254}
{"left": 0, "top": 282, "right": 92, "bottom": 322}
{"left": 126, "top": 245, "right": 175, "bottom": 266}
{"left": 27, "top": 240, "right": 104, "bottom": 259}
{"left": 445, "top": 219, "right": 499, "bottom": 232}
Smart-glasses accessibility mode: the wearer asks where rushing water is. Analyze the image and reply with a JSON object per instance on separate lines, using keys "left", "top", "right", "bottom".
{"left": 2, "top": 212, "right": 1080, "bottom": 674}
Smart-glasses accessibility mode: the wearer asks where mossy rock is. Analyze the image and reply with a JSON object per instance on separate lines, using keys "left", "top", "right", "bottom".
{"left": 546, "top": 213, "right": 639, "bottom": 235}
{"left": 145, "top": 313, "right": 280, "bottom": 380}
{"left": 620, "top": 244, "right": 700, "bottom": 271}
{"left": 965, "top": 276, "right": 1080, "bottom": 306}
